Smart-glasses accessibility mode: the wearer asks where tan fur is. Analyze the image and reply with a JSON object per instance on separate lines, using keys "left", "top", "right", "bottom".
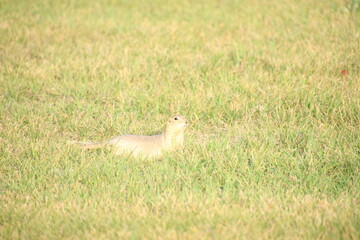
{"left": 69, "top": 115, "right": 188, "bottom": 158}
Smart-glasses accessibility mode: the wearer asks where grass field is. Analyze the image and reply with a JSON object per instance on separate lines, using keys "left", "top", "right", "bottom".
{"left": 1, "top": 0, "right": 359, "bottom": 239}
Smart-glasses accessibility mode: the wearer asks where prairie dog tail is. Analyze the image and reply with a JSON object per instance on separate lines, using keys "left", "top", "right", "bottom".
{"left": 67, "top": 141, "right": 105, "bottom": 149}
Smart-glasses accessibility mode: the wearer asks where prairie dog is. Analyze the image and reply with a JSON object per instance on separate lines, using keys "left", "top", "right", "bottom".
{"left": 71, "top": 115, "right": 188, "bottom": 158}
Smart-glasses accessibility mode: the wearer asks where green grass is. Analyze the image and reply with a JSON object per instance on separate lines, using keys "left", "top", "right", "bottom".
{"left": 1, "top": 0, "right": 359, "bottom": 239}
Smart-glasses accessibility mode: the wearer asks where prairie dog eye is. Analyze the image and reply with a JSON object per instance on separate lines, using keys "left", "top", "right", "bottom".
{"left": 174, "top": 117, "right": 178, "bottom": 120}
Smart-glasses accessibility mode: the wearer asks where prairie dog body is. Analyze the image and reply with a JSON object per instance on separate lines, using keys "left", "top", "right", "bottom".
{"left": 72, "top": 115, "right": 188, "bottom": 158}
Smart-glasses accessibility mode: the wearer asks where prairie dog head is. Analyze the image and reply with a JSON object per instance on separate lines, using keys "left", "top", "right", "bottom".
{"left": 167, "top": 115, "right": 188, "bottom": 131}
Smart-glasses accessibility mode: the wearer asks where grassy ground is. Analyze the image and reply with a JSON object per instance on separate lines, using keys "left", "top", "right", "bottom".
{"left": 1, "top": 0, "right": 359, "bottom": 239}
